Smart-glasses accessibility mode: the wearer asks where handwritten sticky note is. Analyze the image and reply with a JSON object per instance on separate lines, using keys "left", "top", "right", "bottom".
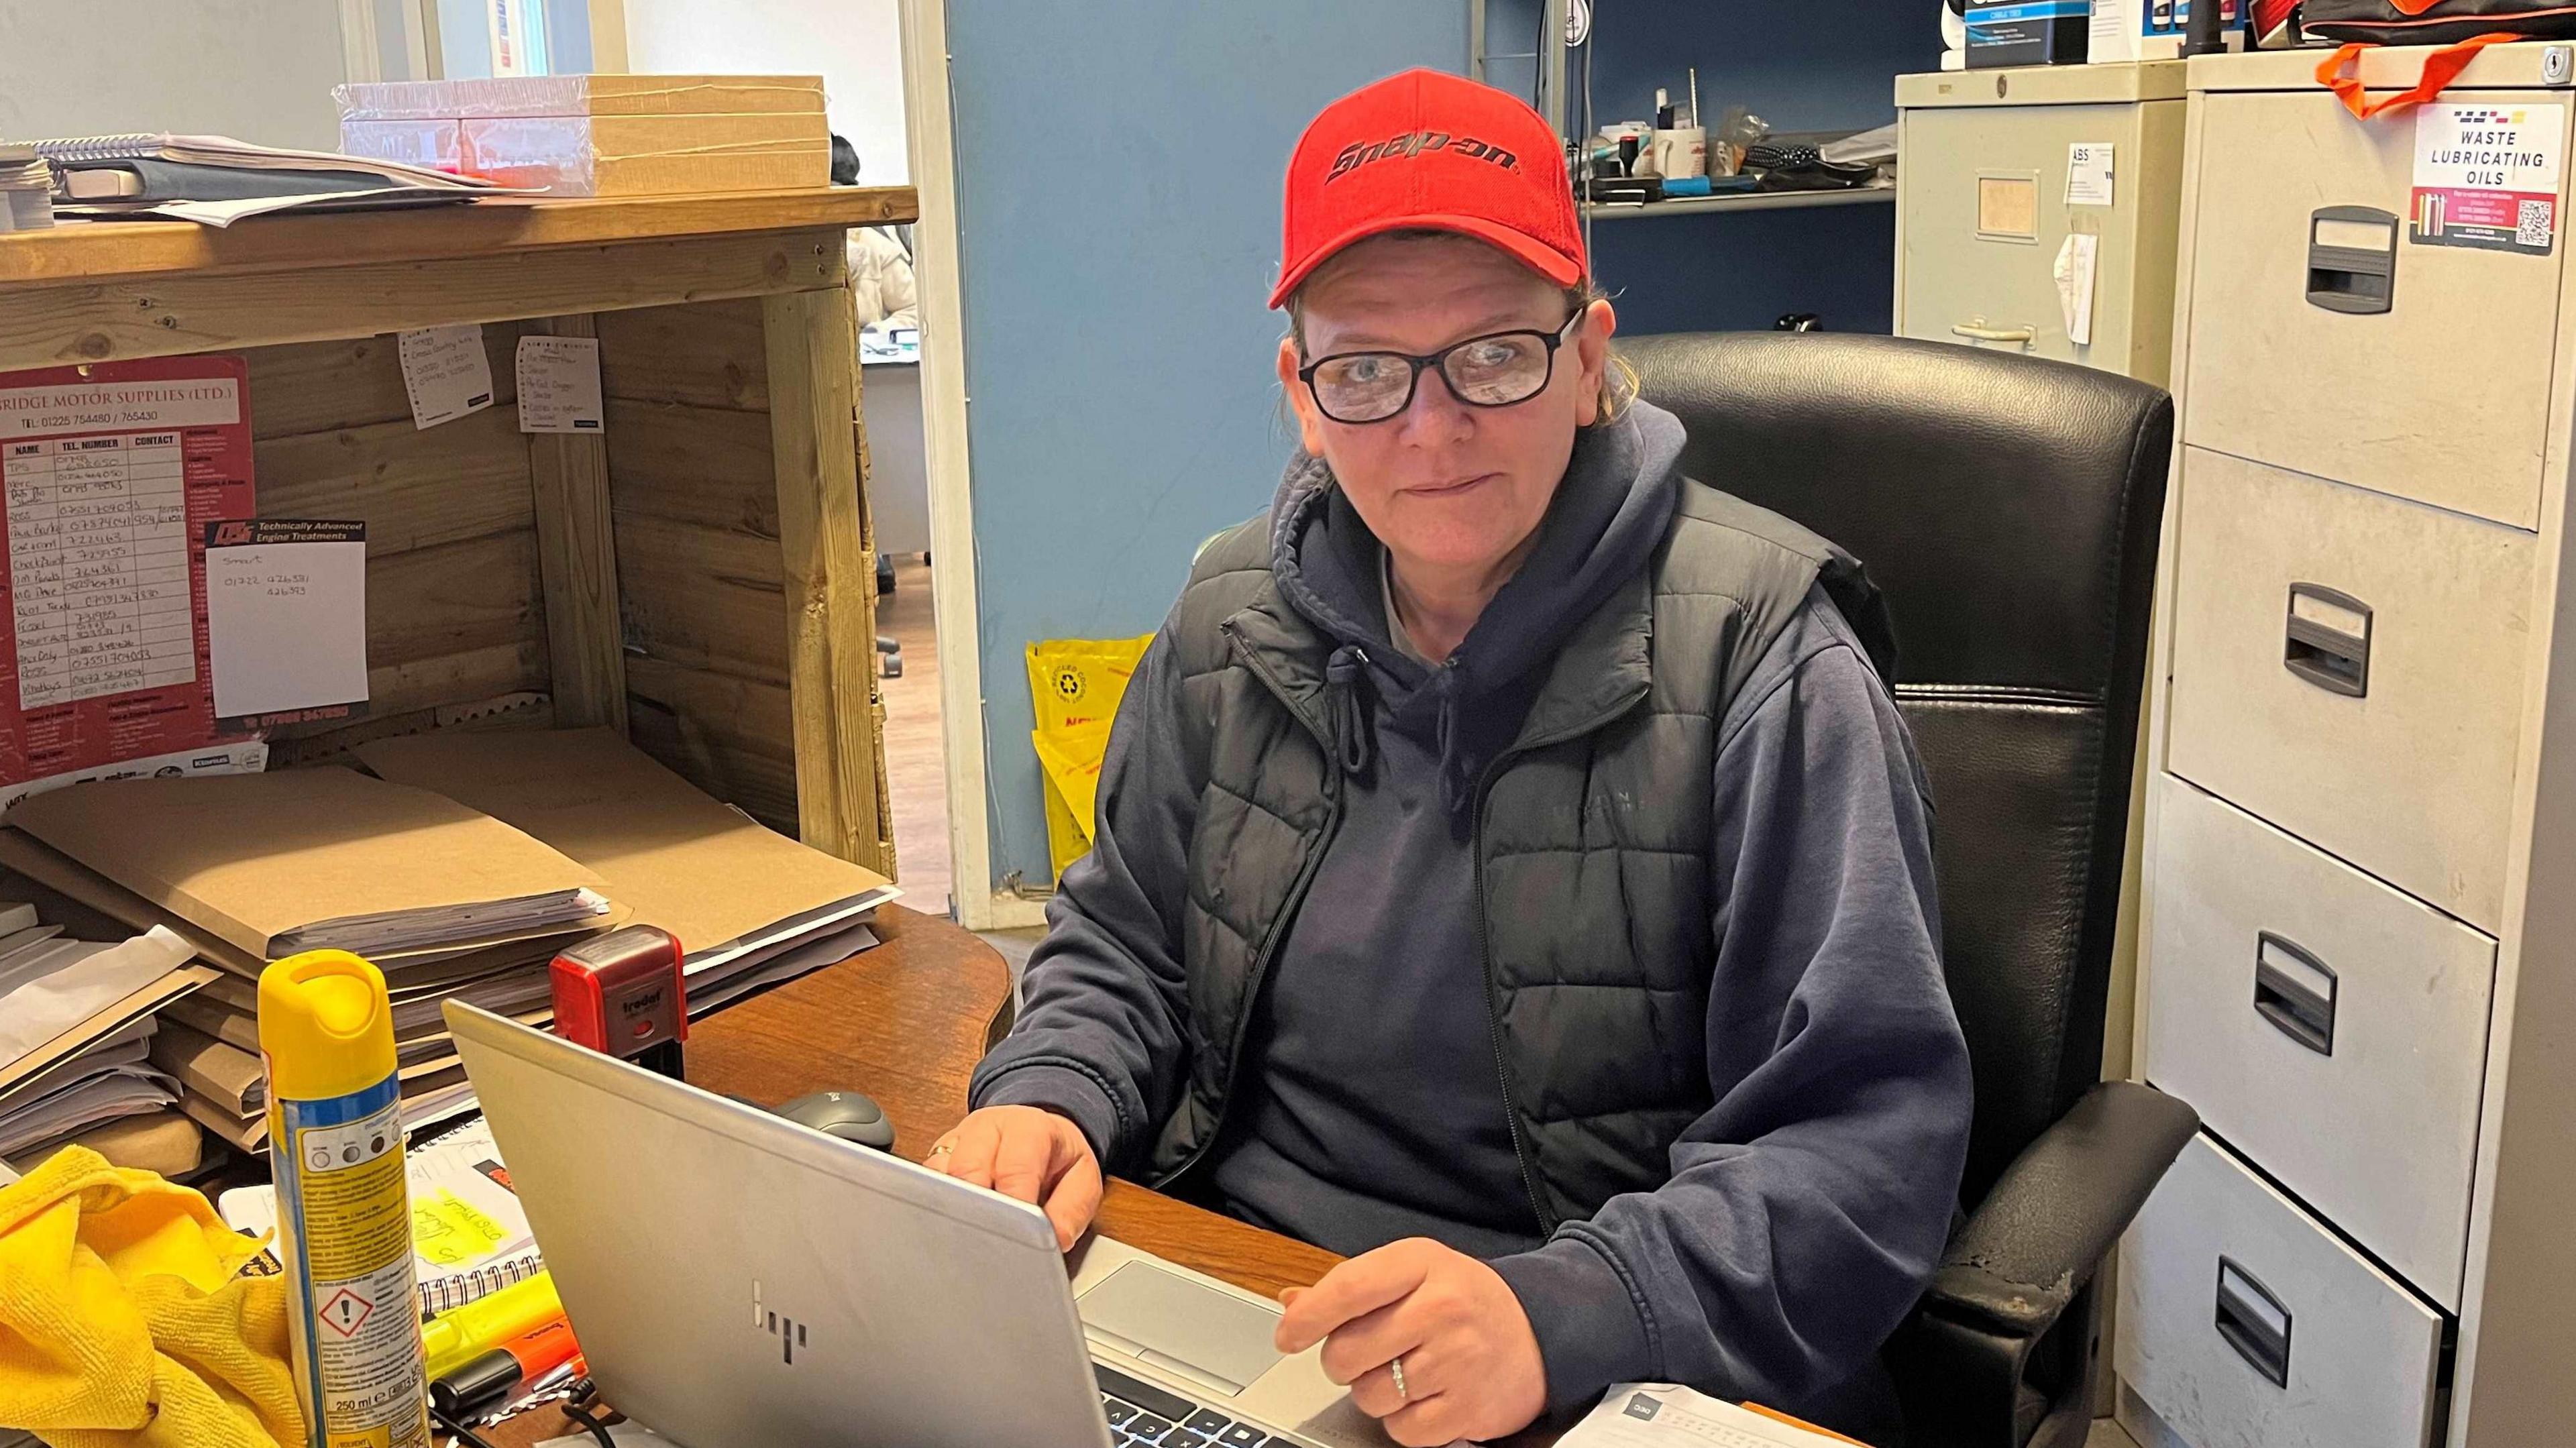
{"left": 412, "top": 1188, "right": 511, "bottom": 1268}
{"left": 396, "top": 325, "right": 496, "bottom": 430}
{"left": 204, "top": 519, "right": 369, "bottom": 727}
{"left": 517, "top": 335, "right": 604, "bottom": 434}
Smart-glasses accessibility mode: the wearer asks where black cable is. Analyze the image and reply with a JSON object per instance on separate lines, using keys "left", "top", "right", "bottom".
{"left": 560, "top": 1401, "right": 618, "bottom": 1448}
{"left": 1534, "top": 0, "right": 1548, "bottom": 112}
{"left": 561, "top": 1378, "right": 619, "bottom": 1448}
{"left": 429, "top": 1400, "right": 504, "bottom": 1448}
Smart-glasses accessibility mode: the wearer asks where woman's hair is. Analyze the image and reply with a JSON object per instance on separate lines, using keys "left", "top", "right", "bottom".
{"left": 1283, "top": 233, "right": 1637, "bottom": 424}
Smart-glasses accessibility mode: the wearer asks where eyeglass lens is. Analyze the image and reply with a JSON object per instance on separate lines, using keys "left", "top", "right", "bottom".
{"left": 1309, "top": 331, "right": 1557, "bottom": 423}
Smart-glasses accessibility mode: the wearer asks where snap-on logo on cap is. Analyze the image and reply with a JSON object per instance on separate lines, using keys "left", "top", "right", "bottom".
{"left": 1326, "top": 129, "right": 1521, "bottom": 183}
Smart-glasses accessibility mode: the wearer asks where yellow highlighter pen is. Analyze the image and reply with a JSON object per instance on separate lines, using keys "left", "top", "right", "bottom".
{"left": 421, "top": 1268, "right": 566, "bottom": 1382}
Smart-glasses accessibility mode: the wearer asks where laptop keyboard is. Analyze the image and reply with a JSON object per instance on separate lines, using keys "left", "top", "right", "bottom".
{"left": 1096, "top": 1363, "right": 1285, "bottom": 1448}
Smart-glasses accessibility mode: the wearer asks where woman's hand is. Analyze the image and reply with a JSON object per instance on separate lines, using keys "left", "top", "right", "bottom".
{"left": 1274, "top": 1237, "right": 1548, "bottom": 1447}
{"left": 923, "top": 1105, "right": 1103, "bottom": 1251}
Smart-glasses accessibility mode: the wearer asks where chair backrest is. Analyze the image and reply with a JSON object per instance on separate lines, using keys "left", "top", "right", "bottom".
{"left": 1623, "top": 333, "right": 2172, "bottom": 1206}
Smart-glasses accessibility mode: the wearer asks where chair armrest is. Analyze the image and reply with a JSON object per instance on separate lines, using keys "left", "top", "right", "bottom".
{"left": 1924, "top": 1080, "right": 2199, "bottom": 1339}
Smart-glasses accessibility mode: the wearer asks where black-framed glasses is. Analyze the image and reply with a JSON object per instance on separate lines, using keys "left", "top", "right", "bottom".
{"left": 1298, "top": 311, "right": 1582, "bottom": 425}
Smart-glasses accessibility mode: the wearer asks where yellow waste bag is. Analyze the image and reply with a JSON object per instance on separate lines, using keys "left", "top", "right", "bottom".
{"left": 1027, "top": 634, "right": 1153, "bottom": 880}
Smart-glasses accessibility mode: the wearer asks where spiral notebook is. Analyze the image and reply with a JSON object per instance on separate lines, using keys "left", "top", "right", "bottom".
{"left": 30, "top": 133, "right": 497, "bottom": 189}
{"left": 219, "top": 1114, "right": 545, "bottom": 1319}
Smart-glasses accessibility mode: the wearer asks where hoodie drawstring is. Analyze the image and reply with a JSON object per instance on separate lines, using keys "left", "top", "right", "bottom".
{"left": 1430, "top": 668, "right": 1475, "bottom": 819}
{"left": 1325, "top": 645, "right": 1377, "bottom": 779}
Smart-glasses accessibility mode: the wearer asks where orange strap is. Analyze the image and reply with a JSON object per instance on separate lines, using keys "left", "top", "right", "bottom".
{"left": 2316, "top": 30, "right": 2528, "bottom": 119}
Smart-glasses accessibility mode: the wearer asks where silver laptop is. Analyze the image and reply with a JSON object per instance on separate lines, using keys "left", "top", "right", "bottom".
{"left": 445, "top": 1001, "right": 1392, "bottom": 1448}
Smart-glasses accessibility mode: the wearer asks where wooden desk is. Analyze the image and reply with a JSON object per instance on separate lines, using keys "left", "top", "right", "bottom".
{"left": 488, "top": 903, "right": 1338, "bottom": 1445}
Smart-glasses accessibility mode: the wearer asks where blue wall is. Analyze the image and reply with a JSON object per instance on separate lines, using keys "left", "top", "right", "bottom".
{"left": 1576, "top": 0, "right": 1935, "bottom": 134}
{"left": 1495, "top": 0, "right": 1939, "bottom": 335}
{"left": 945, "top": 1, "right": 1472, "bottom": 895}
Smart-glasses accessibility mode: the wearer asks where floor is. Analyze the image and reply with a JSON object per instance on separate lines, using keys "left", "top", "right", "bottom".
{"left": 2089, "top": 1416, "right": 2143, "bottom": 1448}
{"left": 876, "top": 553, "right": 1051, "bottom": 990}
{"left": 877, "top": 555, "right": 953, "bottom": 915}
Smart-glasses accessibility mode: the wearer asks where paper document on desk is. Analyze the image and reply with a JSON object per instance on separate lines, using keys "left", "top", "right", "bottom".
{"left": 354, "top": 727, "right": 897, "bottom": 974}
{"left": 6, "top": 766, "right": 616, "bottom": 962}
{"left": 0, "top": 927, "right": 197, "bottom": 1068}
{"left": 1564, "top": 1384, "right": 1868, "bottom": 1448}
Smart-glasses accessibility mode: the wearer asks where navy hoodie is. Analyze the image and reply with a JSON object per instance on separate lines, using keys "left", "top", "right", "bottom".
{"left": 973, "top": 402, "right": 1972, "bottom": 1436}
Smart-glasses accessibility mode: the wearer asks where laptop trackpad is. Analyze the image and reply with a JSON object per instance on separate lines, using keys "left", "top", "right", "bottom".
{"left": 1078, "top": 1262, "right": 1285, "bottom": 1396}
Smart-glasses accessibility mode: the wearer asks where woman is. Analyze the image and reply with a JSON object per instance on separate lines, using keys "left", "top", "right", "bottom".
{"left": 928, "top": 69, "right": 1972, "bottom": 1445}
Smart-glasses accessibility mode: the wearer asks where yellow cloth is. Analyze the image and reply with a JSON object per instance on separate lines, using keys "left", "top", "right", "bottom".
{"left": 0, "top": 1147, "right": 303, "bottom": 1448}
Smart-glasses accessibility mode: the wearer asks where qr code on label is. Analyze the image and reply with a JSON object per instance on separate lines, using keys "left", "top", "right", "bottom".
{"left": 2519, "top": 200, "right": 2555, "bottom": 249}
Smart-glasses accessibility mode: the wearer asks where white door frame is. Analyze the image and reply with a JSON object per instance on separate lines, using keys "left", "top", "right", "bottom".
{"left": 900, "top": 0, "right": 1042, "bottom": 929}
{"left": 341, "top": 0, "right": 443, "bottom": 79}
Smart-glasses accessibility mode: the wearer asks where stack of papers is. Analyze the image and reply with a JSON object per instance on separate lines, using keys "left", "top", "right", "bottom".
{"left": 32, "top": 132, "right": 531, "bottom": 227}
{"left": 1, "top": 736, "right": 894, "bottom": 1154}
{"left": 0, "top": 906, "right": 210, "bottom": 1174}
{"left": 0, "top": 1021, "right": 174, "bottom": 1160}
{"left": 7, "top": 767, "right": 617, "bottom": 960}
{"left": 356, "top": 728, "right": 896, "bottom": 1013}
{"left": 1, "top": 768, "right": 621, "bottom": 1147}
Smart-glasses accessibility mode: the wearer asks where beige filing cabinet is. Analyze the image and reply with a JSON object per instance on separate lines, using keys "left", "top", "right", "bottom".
{"left": 1896, "top": 62, "right": 2188, "bottom": 384}
{"left": 2122, "top": 41, "right": 2576, "bottom": 1448}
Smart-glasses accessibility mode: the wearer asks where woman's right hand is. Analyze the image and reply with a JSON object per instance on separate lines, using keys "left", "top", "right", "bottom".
{"left": 924, "top": 1104, "right": 1104, "bottom": 1251}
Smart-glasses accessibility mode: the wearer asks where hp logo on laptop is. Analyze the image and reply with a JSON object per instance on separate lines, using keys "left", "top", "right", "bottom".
{"left": 751, "top": 1282, "right": 810, "bottom": 1365}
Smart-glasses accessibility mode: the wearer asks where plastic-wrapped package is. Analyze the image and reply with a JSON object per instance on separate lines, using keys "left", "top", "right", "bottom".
{"left": 332, "top": 74, "right": 825, "bottom": 121}
{"left": 337, "top": 119, "right": 468, "bottom": 176}
{"left": 331, "top": 74, "right": 828, "bottom": 197}
{"left": 1711, "top": 106, "right": 1771, "bottom": 179}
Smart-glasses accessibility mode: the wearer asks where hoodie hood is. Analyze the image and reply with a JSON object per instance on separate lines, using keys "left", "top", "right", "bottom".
{"left": 1269, "top": 399, "right": 1685, "bottom": 815}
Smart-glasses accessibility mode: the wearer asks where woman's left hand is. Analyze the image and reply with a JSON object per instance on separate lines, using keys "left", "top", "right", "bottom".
{"left": 1273, "top": 1237, "right": 1548, "bottom": 1447}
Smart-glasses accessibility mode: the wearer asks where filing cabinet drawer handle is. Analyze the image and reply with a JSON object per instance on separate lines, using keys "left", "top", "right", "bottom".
{"left": 2306, "top": 205, "right": 2398, "bottom": 316}
{"left": 2253, "top": 932, "right": 2337, "bottom": 1056}
{"left": 2215, "top": 1258, "right": 2294, "bottom": 1389}
{"left": 2284, "top": 583, "right": 2372, "bottom": 698}
{"left": 1949, "top": 320, "right": 2036, "bottom": 345}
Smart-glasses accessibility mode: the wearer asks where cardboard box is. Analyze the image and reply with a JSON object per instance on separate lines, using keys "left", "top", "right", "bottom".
{"left": 460, "top": 112, "right": 829, "bottom": 195}
{"left": 1968, "top": 1, "right": 2091, "bottom": 68}
{"left": 2088, "top": 0, "right": 2249, "bottom": 64}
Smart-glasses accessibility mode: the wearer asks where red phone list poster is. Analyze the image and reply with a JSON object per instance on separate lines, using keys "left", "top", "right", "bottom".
{"left": 0, "top": 355, "right": 260, "bottom": 806}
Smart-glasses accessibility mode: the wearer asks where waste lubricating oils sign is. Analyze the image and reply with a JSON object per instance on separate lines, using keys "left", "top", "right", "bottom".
{"left": 2414, "top": 103, "right": 2565, "bottom": 257}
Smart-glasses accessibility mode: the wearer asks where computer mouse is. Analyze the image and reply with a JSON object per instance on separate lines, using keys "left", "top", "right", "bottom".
{"left": 775, "top": 1089, "right": 897, "bottom": 1152}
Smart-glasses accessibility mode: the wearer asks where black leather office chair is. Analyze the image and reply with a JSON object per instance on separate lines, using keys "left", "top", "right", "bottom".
{"left": 1623, "top": 333, "right": 2200, "bottom": 1448}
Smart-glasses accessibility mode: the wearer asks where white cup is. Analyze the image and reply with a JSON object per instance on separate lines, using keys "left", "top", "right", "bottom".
{"left": 1652, "top": 127, "right": 1707, "bottom": 182}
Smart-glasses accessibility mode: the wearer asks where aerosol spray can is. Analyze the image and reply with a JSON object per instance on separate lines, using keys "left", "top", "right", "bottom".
{"left": 261, "top": 950, "right": 429, "bottom": 1448}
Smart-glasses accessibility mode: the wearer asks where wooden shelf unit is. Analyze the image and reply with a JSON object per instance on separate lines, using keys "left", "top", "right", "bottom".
{"left": 0, "top": 189, "right": 916, "bottom": 876}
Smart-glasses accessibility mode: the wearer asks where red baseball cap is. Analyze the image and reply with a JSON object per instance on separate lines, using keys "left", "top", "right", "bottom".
{"left": 1269, "top": 68, "right": 1585, "bottom": 311}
